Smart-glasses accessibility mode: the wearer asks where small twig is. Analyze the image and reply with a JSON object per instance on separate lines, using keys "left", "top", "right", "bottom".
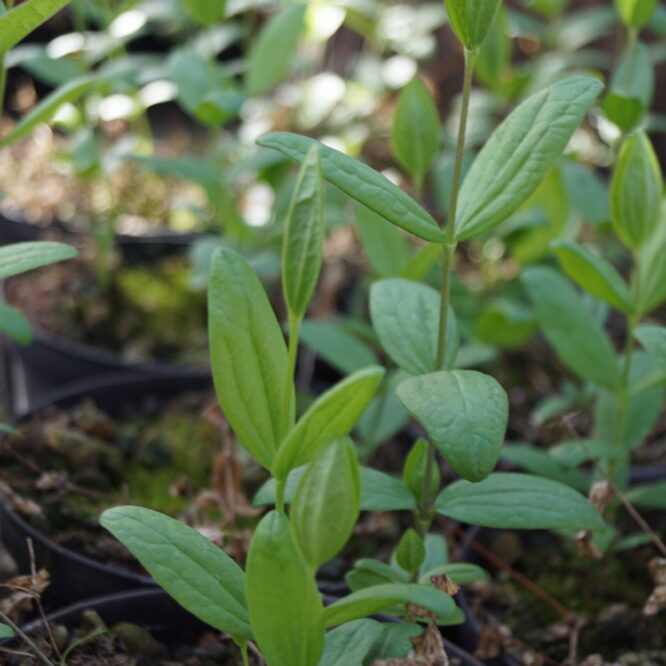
{"left": 0, "top": 610, "right": 53, "bottom": 665}
{"left": 560, "top": 414, "right": 666, "bottom": 558}
{"left": 27, "top": 538, "right": 62, "bottom": 661}
{"left": 454, "top": 525, "right": 574, "bottom": 620}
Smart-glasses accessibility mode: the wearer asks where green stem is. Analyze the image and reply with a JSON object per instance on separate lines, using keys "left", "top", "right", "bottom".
{"left": 0, "top": 611, "right": 54, "bottom": 666}
{"left": 275, "top": 477, "right": 286, "bottom": 513}
{"left": 239, "top": 640, "right": 250, "bottom": 666}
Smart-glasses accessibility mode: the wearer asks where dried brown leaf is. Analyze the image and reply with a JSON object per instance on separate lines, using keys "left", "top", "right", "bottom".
{"left": 575, "top": 530, "right": 602, "bottom": 559}
{"left": 588, "top": 480, "right": 613, "bottom": 513}
{"left": 430, "top": 574, "right": 460, "bottom": 596}
{"left": 643, "top": 558, "right": 666, "bottom": 616}
{"left": 0, "top": 480, "right": 42, "bottom": 516}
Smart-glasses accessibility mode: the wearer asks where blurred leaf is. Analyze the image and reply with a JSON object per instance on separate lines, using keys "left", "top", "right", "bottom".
{"left": 0, "top": 0, "right": 69, "bottom": 55}
{"left": 0, "top": 302, "right": 32, "bottom": 345}
{"left": 181, "top": 0, "right": 226, "bottom": 26}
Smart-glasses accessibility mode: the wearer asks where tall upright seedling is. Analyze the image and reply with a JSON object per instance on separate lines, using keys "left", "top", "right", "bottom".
{"left": 258, "top": 0, "right": 605, "bottom": 600}
{"left": 100, "top": 148, "right": 464, "bottom": 665}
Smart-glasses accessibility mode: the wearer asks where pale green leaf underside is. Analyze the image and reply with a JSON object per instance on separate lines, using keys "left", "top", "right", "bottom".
{"left": 323, "top": 583, "right": 455, "bottom": 627}
{"left": 455, "top": 76, "right": 603, "bottom": 241}
{"left": 436, "top": 472, "right": 606, "bottom": 530}
{"left": 397, "top": 370, "right": 508, "bottom": 482}
{"left": 257, "top": 133, "right": 445, "bottom": 243}
{"left": 100, "top": 507, "right": 251, "bottom": 640}
{"left": 208, "top": 247, "right": 292, "bottom": 469}
{"left": 370, "top": 278, "right": 459, "bottom": 375}
{"left": 272, "top": 366, "right": 384, "bottom": 478}
{"left": 0, "top": 241, "right": 77, "bottom": 280}
{"left": 635, "top": 325, "right": 666, "bottom": 372}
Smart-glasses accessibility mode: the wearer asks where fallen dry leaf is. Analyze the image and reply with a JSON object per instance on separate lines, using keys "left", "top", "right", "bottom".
{"left": 0, "top": 480, "right": 42, "bottom": 516}
{"left": 430, "top": 574, "right": 460, "bottom": 596}
{"left": 643, "top": 558, "right": 666, "bottom": 617}
{"left": 0, "top": 569, "right": 50, "bottom": 621}
{"left": 588, "top": 480, "right": 613, "bottom": 513}
{"left": 575, "top": 530, "right": 602, "bottom": 559}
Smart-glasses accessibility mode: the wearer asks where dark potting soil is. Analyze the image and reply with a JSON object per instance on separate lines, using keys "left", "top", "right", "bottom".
{"left": 464, "top": 524, "right": 666, "bottom": 663}
{"left": 5, "top": 251, "right": 208, "bottom": 366}
{"left": 0, "top": 391, "right": 263, "bottom": 574}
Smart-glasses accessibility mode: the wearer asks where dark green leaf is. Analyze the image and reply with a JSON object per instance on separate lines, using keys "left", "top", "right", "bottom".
{"left": 624, "top": 481, "right": 666, "bottom": 509}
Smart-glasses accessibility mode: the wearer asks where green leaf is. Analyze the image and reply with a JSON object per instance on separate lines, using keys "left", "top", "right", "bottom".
{"left": 246, "top": 511, "right": 324, "bottom": 666}
{"left": 444, "top": 0, "right": 501, "bottom": 49}
{"left": 246, "top": 4, "right": 307, "bottom": 96}
{"left": 624, "top": 481, "right": 666, "bottom": 509}
{"left": 253, "top": 466, "right": 416, "bottom": 512}
{"left": 319, "top": 619, "right": 384, "bottom": 666}
{"left": 323, "top": 584, "right": 455, "bottom": 628}
{"left": 391, "top": 78, "right": 440, "bottom": 179}
{"left": 637, "top": 207, "right": 666, "bottom": 314}
{"left": 614, "top": 0, "right": 657, "bottom": 28}
{"left": 435, "top": 473, "right": 606, "bottom": 530}
{"left": 501, "top": 444, "right": 589, "bottom": 491}
{"left": 370, "top": 278, "right": 459, "bottom": 375}
{"left": 522, "top": 266, "right": 621, "bottom": 391}
{"left": 208, "top": 247, "right": 292, "bottom": 470}
{"left": 290, "top": 439, "right": 361, "bottom": 568}
{"left": 257, "top": 133, "right": 445, "bottom": 243}
{"left": 552, "top": 240, "right": 633, "bottom": 313}
{"left": 420, "top": 534, "right": 448, "bottom": 577}
{"left": 403, "top": 438, "right": 441, "bottom": 503}
{"left": 0, "top": 0, "right": 69, "bottom": 55}
{"left": 397, "top": 370, "right": 508, "bottom": 482}
{"left": 181, "top": 0, "right": 226, "bottom": 26}
{"left": 282, "top": 145, "right": 324, "bottom": 320}
{"left": 0, "top": 302, "right": 32, "bottom": 345}
{"left": 365, "top": 624, "right": 423, "bottom": 662}
{"left": 396, "top": 529, "right": 425, "bottom": 575}
{"left": 299, "top": 319, "right": 377, "bottom": 375}
{"left": 418, "top": 563, "right": 486, "bottom": 585}
{"left": 347, "top": 559, "right": 408, "bottom": 591}
{"left": 354, "top": 203, "right": 411, "bottom": 278}
{"left": 474, "top": 300, "right": 536, "bottom": 349}
{"left": 610, "top": 132, "right": 662, "bottom": 251}
{"left": 0, "top": 241, "right": 77, "bottom": 280}
{"left": 272, "top": 366, "right": 384, "bottom": 479}
{"left": 100, "top": 507, "right": 251, "bottom": 640}
{"left": 635, "top": 325, "right": 666, "bottom": 372}
{"left": 0, "top": 623, "right": 14, "bottom": 639}
{"left": 562, "top": 161, "right": 609, "bottom": 226}
{"left": 455, "top": 77, "right": 603, "bottom": 241}
{"left": 0, "top": 76, "right": 108, "bottom": 149}
{"left": 603, "top": 40, "right": 653, "bottom": 132}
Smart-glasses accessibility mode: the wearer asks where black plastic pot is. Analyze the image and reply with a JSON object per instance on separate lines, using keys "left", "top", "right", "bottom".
{"left": 0, "top": 372, "right": 212, "bottom": 607}
{"left": 2, "top": 233, "right": 208, "bottom": 414}
{"left": 2, "top": 588, "right": 489, "bottom": 665}
{"left": 0, "top": 211, "right": 42, "bottom": 245}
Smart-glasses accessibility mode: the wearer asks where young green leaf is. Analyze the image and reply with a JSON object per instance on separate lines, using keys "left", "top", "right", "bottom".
{"left": 272, "top": 366, "right": 384, "bottom": 479}
{"left": 635, "top": 325, "right": 666, "bottom": 372}
{"left": 370, "top": 278, "right": 459, "bottom": 375}
{"left": 403, "top": 438, "right": 441, "bottom": 503}
{"left": 246, "top": 4, "right": 307, "bottom": 97}
{"left": 354, "top": 203, "right": 411, "bottom": 278}
{"left": 552, "top": 240, "right": 633, "bottom": 313}
{"left": 391, "top": 78, "right": 440, "bottom": 180}
{"left": 397, "top": 370, "right": 508, "bottom": 482}
{"left": 0, "top": 302, "right": 32, "bottom": 345}
{"left": 396, "top": 529, "right": 426, "bottom": 575}
{"left": 181, "top": 0, "right": 226, "bottom": 26}
{"left": 522, "top": 266, "right": 622, "bottom": 391}
{"left": 282, "top": 145, "right": 324, "bottom": 320}
{"left": 290, "top": 438, "right": 361, "bottom": 568}
{"left": 455, "top": 76, "right": 603, "bottom": 241}
{"left": 624, "top": 481, "right": 666, "bottom": 510}
{"left": 475, "top": 5, "right": 510, "bottom": 93}
{"left": 602, "top": 40, "right": 653, "bottom": 132}
{"left": 435, "top": 473, "right": 606, "bottom": 530}
{"left": 0, "top": 0, "right": 69, "bottom": 55}
{"left": 254, "top": 465, "right": 416, "bottom": 512}
{"left": 0, "top": 76, "right": 108, "bottom": 149}
{"left": 319, "top": 619, "right": 384, "bottom": 666}
{"left": 614, "top": 0, "right": 657, "bottom": 28}
{"left": 637, "top": 209, "right": 666, "bottom": 315}
{"left": 444, "top": 0, "right": 501, "bottom": 49}
{"left": 347, "top": 559, "right": 409, "bottom": 591}
{"left": 610, "top": 131, "right": 662, "bottom": 250}
{"left": 246, "top": 511, "right": 324, "bottom": 666}
{"left": 257, "top": 133, "right": 446, "bottom": 243}
{"left": 474, "top": 300, "right": 536, "bottom": 349}
{"left": 208, "top": 247, "right": 293, "bottom": 470}
{"left": 0, "top": 241, "right": 77, "bottom": 280}
{"left": 323, "top": 583, "right": 455, "bottom": 628}
{"left": 100, "top": 507, "right": 252, "bottom": 640}
{"left": 418, "top": 563, "right": 486, "bottom": 585}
